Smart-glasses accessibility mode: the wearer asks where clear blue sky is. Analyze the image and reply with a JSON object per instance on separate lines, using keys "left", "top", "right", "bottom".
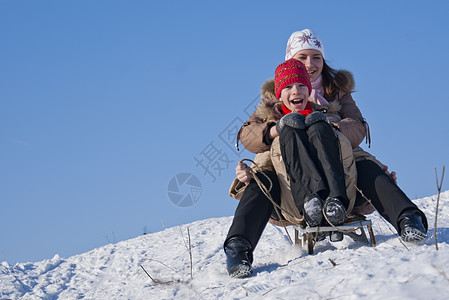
{"left": 1, "top": 0, "right": 448, "bottom": 264}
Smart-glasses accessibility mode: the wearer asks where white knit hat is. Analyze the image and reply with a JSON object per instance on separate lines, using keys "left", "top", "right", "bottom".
{"left": 285, "top": 29, "right": 325, "bottom": 61}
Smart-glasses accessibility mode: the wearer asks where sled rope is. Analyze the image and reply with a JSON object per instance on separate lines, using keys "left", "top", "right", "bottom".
{"left": 322, "top": 208, "right": 362, "bottom": 234}
{"left": 240, "top": 159, "right": 302, "bottom": 223}
{"left": 355, "top": 185, "right": 410, "bottom": 251}
{"left": 241, "top": 159, "right": 362, "bottom": 238}
{"left": 240, "top": 159, "right": 298, "bottom": 245}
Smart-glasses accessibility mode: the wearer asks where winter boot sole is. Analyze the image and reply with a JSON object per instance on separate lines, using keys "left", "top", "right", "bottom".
{"left": 229, "top": 263, "right": 253, "bottom": 278}
{"left": 401, "top": 227, "right": 427, "bottom": 242}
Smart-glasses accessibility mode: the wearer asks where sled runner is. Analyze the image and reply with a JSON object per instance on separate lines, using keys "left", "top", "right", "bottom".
{"left": 294, "top": 215, "right": 376, "bottom": 254}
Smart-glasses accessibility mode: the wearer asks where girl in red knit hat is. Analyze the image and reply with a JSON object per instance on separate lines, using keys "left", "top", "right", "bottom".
{"left": 224, "top": 58, "right": 353, "bottom": 278}
{"left": 273, "top": 58, "right": 350, "bottom": 229}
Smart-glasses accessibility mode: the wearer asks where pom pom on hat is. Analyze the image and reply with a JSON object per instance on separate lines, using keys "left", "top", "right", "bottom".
{"left": 285, "top": 29, "right": 325, "bottom": 61}
{"left": 274, "top": 59, "right": 311, "bottom": 99}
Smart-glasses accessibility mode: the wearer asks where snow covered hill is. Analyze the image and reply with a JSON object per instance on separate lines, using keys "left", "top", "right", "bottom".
{"left": 2, "top": 191, "right": 449, "bottom": 299}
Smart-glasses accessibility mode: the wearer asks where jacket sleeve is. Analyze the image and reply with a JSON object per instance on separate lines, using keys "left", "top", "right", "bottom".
{"left": 239, "top": 112, "right": 276, "bottom": 154}
{"left": 229, "top": 178, "right": 246, "bottom": 200}
{"left": 335, "top": 93, "right": 366, "bottom": 149}
{"left": 228, "top": 151, "right": 274, "bottom": 200}
{"left": 353, "top": 147, "right": 387, "bottom": 170}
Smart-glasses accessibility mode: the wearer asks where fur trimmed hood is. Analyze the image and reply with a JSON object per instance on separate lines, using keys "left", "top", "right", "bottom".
{"left": 338, "top": 70, "right": 355, "bottom": 91}
{"left": 253, "top": 69, "right": 355, "bottom": 123}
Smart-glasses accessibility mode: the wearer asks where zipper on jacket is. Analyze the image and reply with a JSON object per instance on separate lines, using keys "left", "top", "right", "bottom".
{"left": 235, "top": 122, "right": 250, "bottom": 151}
{"left": 361, "top": 118, "right": 371, "bottom": 148}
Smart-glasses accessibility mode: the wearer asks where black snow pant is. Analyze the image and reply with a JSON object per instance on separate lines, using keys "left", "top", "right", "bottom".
{"left": 279, "top": 121, "right": 349, "bottom": 213}
{"left": 225, "top": 171, "right": 281, "bottom": 250}
{"left": 355, "top": 159, "right": 428, "bottom": 231}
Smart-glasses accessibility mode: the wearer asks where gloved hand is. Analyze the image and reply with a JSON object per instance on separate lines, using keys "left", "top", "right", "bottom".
{"left": 305, "top": 111, "right": 328, "bottom": 127}
{"left": 276, "top": 112, "right": 306, "bottom": 134}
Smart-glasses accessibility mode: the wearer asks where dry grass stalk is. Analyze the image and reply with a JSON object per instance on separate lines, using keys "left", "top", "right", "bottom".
{"left": 432, "top": 264, "right": 449, "bottom": 283}
{"left": 434, "top": 165, "right": 445, "bottom": 251}
{"left": 329, "top": 279, "right": 345, "bottom": 296}
{"left": 140, "top": 264, "right": 157, "bottom": 283}
{"left": 199, "top": 286, "right": 223, "bottom": 295}
{"left": 180, "top": 227, "right": 193, "bottom": 280}
{"left": 242, "top": 286, "right": 250, "bottom": 297}
{"left": 262, "top": 288, "right": 276, "bottom": 296}
{"left": 140, "top": 264, "right": 176, "bottom": 285}
{"left": 147, "top": 258, "right": 178, "bottom": 272}
{"left": 278, "top": 257, "right": 310, "bottom": 270}
{"left": 141, "top": 227, "right": 194, "bottom": 285}
{"left": 187, "top": 228, "right": 193, "bottom": 280}
{"left": 403, "top": 276, "right": 416, "bottom": 283}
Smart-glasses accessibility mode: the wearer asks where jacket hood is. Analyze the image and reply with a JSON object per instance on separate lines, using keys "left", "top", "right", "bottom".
{"left": 337, "top": 70, "right": 355, "bottom": 91}
{"left": 253, "top": 79, "right": 282, "bottom": 123}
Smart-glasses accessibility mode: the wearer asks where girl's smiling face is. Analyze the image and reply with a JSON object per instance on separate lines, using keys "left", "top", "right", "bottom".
{"left": 292, "top": 49, "right": 324, "bottom": 82}
{"left": 279, "top": 82, "right": 309, "bottom": 112}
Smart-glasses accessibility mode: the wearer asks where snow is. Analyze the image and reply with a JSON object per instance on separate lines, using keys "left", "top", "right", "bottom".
{"left": 1, "top": 192, "right": 449, "bottom": 299}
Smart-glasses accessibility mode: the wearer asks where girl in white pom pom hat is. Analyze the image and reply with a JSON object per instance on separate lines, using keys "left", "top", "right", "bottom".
{"left": 224, "top": 29, "right": 428, "bottom": 278}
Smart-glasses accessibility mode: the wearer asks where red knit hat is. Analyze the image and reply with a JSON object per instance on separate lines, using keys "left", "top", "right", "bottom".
{"left": 274, "top": 58, "right": 311, "bottom": 99}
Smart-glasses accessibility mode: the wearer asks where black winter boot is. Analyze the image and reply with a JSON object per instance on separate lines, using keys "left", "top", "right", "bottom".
{"left": 399, "top": 209, "right": 427, "bottom": 242}
{"left": 329, "top": 231, "right": 344, "bottom": 242}
{"left": 224, "top": 237, "right": 253, "bottom": 278}
{"left": 323, "top": 197, "right": 347, "bottom": 225}
{"left": 313, "top": 231, "right": 327, "bottom": 242}
{"left": 303, "top": 194, "right": 324, "bottom": 227}
{"left": 323, "top": 197, "right": 347, "bottom": 242}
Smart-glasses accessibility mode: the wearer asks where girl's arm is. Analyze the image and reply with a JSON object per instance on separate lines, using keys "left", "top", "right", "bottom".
{"left": 335, "top": 93, "right": 366, "bottom": 148}
{"left": 239, "top": 113, "right": 277, "bottom": 153}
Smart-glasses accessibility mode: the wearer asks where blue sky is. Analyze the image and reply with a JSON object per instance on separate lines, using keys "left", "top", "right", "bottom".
{"left": 1, "top": 0, "right": 448, "bottom": 264}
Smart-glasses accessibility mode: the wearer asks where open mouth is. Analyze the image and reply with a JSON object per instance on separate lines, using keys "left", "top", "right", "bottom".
{"left": 291, "top": 99, "right": 303, "bottom": 105}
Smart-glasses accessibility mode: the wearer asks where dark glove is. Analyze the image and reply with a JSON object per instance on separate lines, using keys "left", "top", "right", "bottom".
{"left": 276, "top": 112, "right": 306, "bottom": 134}
{"left": 305, "top": 111, "right": 328, "bottom": 127}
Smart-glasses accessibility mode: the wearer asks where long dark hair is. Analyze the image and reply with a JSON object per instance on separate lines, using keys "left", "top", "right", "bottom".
{"left": 321, "top": 59, "right": 353, "bottom": 101}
